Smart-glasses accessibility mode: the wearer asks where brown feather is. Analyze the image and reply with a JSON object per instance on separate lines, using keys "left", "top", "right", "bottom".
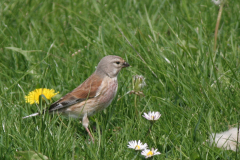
{"left": 48, "top": 73, "right": 103, "bottom": 112}
{"left": 71, "top": 74, "right": 103, "bottom": 98}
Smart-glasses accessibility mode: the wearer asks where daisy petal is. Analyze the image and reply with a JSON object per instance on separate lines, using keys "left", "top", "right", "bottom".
{"left": 127, "top": 140, "right": 148, "bottom": 150}
{"left": 141, "top": 148, "right": 161, "bottom": 158}
{"left": 142, "top": 111, "right": 161, "bottom": 121}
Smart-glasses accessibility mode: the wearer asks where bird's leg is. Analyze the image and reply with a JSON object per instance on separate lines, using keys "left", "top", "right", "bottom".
{"left": 82, "top": 113, "right": 94, "bottom": 143}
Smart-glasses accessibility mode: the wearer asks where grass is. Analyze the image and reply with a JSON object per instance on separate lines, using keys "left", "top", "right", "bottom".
{"left": 0, "top": 0, "right": 240, "bottom": 159}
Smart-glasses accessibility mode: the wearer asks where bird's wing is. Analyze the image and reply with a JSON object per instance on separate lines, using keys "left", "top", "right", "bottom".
{"left": 48, "top": 74, "right": 103, "bottom": 112}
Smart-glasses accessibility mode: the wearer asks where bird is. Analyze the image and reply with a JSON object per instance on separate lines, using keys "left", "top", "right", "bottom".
{"left": 23, "top": 55, "right": 130, "bottom": 142}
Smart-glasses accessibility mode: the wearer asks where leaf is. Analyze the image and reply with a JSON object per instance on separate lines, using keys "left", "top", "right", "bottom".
{"left": 190, "top": 151, "right": 200, "bottom": 160}
{"left": 5, "top": 47, "right": 42, "bottom": 62}
{"left": 16, "top": 151, "right": 48, "bottom": 160}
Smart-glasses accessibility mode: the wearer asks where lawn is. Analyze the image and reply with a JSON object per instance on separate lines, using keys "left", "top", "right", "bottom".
{"left": 1, "top": 0, "right": 240, "bottom": 159}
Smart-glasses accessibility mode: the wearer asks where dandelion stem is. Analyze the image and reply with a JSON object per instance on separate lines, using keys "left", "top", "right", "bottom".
{"left": 236, "top": 122, "right": 240, "bottom": 158}
{"left": 214, "top": 3, "right": 224, "bottom": 54}
{"left": 134, "top": 95, "right": 138, "bottom": 115}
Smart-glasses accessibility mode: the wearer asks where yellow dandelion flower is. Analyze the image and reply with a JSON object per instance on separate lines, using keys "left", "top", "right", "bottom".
{"left": 25, "top": 88, "right": 58, "bottom": 104}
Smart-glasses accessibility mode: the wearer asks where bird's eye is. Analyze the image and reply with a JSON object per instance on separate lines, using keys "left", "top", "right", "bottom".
{"left": 115, "top": 61, "right": 120, "bottom": 64}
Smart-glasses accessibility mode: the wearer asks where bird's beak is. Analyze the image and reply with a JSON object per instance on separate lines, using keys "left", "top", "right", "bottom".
{"left": 122, "top": 61, "right": 130, "bottom": 68}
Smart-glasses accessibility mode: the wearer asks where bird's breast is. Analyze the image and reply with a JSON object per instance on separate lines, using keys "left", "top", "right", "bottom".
{"left": 99, "top": 77, "right": 118, "bottom": 107}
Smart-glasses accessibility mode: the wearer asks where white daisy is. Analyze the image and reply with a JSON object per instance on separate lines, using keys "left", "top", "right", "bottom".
{"left": 141, "top": 148, "right": 161, "bottom": 158}
{"left": 127, "top": 140, "right": 148, "bottom": 150}
{"left": 142, "top": 111, "right": 161, "bottom": 121}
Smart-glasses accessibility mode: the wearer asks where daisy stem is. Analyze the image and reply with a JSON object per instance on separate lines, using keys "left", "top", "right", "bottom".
{"left": 145, "top": 121, "right": 154, "bottom": 137}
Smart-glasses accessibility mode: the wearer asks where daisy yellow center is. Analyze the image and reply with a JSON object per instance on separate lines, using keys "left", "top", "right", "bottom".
{"left": 152, "top": 116, "right": 154, "bottom": 120}
{"left": 147, "top": 151, "right": 153, "bottom": 156}
{"left": 135, "top": 145, "right": 140, "bottom": 150}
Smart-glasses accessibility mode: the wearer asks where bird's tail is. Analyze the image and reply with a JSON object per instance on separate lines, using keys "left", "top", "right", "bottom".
{"left": 22, "top": 112, "right": 40, "bottom": 119}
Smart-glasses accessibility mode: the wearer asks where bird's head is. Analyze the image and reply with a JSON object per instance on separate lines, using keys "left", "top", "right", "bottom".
{"left": 96, "top": 55, "right": 129, "bottom": 78}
